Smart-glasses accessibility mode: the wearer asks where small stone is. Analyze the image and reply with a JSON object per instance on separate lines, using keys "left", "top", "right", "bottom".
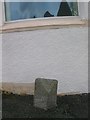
{"left": 34, "top": 78, "right": 58, "bottom": 110}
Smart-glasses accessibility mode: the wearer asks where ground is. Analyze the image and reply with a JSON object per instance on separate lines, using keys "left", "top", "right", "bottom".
{"left": 2, "top": 92, "right": 88, "bottom": 119}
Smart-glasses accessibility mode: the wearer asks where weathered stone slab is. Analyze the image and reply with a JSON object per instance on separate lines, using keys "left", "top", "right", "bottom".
{"left": 34, "top": 78, "right": 58, "bottom": 110}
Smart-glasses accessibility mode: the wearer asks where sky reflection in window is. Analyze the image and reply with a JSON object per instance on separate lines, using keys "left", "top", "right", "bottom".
{"left": 5, "top": 1, "right": 78, "bottom": 21}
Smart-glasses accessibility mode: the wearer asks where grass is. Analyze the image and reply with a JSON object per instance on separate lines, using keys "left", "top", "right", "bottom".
{"left": 2, "top": 92, "right": 88, "bottom": 118}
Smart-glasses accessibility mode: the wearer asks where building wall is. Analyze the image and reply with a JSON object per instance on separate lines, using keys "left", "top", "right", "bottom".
{"left": 0, "top": 1, "right": 89, "bottom": 94}
{"left": 0, "top": 2, "right": 3, "bottom": 84}
{"left": 2, "top": 26, "right": 88, "bottom": 94}
{"left": 0, "top": 34, "right": 2, "bottom": 84}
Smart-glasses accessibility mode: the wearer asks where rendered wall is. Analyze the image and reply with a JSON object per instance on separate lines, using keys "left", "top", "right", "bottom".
{"left": 2, "top": 26, "right": 88, "bottom": 94}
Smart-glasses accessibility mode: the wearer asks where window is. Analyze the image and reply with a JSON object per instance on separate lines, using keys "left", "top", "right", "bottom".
{"left": 4, "top": 0, "right": 78, "bottom": 22}
{"left": 0, "top": 1, "right": 87, "bottom": 33}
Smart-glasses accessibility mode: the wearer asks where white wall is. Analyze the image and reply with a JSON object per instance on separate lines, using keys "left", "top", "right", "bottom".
{"left": 1, "top": 1, "right": 88, "bottom": 94}
{"left": 0, "top": 34, "right": 2, "bottom": 83}
{"left": 0, "top": 1, "right": 2, "bottom": 83}
{"left": 2, "top": 26, "right": 88, "bottom": 94}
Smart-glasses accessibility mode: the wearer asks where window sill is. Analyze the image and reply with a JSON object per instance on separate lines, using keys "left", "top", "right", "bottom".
{"left": 0, "top": 17, "right": 88, "bottom": 33}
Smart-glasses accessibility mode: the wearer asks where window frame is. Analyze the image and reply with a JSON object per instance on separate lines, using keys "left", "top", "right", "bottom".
{"left": 0, "top": 1, "right": 88, "bottom": 33}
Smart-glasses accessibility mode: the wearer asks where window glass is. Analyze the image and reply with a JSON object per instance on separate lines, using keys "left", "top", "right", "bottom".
{"left": 5, "top": 1, "right": 78, "bottom": 21}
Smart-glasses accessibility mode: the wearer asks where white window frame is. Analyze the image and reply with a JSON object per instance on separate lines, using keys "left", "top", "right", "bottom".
{"left": 0, "top": 1, "right": 88, "bottom": 33}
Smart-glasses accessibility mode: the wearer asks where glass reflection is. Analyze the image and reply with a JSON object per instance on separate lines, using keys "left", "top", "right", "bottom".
{"left": 5, "top": 1, "right": 78, "bottom": 21}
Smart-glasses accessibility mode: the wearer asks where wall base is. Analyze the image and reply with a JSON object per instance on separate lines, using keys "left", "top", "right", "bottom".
{"left": 0, "top": 82, "right": 86, "bottom": 95}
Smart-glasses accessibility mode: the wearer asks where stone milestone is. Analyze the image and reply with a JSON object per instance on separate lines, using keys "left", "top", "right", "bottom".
{"left": 34, "top": 78, "right": 58, "bottom": 110}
